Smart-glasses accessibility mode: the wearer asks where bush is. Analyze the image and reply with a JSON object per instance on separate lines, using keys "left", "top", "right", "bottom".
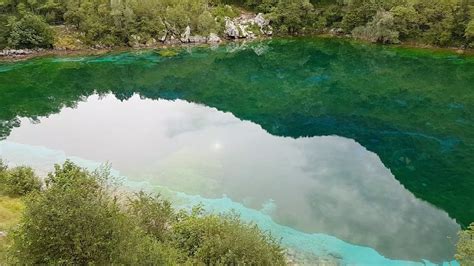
{"left": 9, "top": 161, "right": 166, "bottom": 264}
{"left": 466, "top": 19, "right": 474, "bottom": 47}
{"left": 7, "top": 13, "right": 54, "bottom": 49}
{"left": 352, "top": 10, "right": 399, "bottom": 44}
{"left": 8, "top": 161, "right": 286, "bottom": 264}
{"left": 340, "top": 0, "right": 377, "bottom": 33}
{"left": 390, "top": 5, "right": 421, "bottom": 40}
{"left": 0, "top": 159, "right": 7, "bottom": 172}
{"left": 456, "top": 223, "right": 474, "bottom": 264}
{"left": 127, "top": 192, "right": 175, "bottom": 242}
{"left": 269, "top": 0, "right": 315, "bottom": 35}
{"left": 172, "top": 209, "right": 286, "bottom": 265}
{"left": 0, "top": 166, "right": 41, "bottom": 197}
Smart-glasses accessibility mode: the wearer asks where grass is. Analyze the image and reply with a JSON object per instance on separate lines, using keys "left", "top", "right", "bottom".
{"left": 0, "top": 196, "right": 24, "bottom": 262}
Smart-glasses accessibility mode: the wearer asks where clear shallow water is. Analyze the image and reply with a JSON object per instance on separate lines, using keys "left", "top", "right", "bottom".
{"left": 0, "top": 38, "right": 473, "bottom": 264}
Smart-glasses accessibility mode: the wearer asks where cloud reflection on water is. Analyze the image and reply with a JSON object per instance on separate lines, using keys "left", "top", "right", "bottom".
{"left": 2, "top": 94, "right": 460, "bottom": 262}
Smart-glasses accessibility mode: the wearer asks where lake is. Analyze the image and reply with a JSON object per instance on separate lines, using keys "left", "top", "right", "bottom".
{"left": 1, "top": 38, "right": 473, "bottom": 265}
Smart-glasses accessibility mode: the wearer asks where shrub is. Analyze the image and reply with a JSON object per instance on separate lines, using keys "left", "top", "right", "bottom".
{"left": 0, "top": 159, "right": 7, "bottom": 172}
{"left": 9, "top": 161, "right": 166, "bottom": 264}
{"left": 0, "top": 166, "right": 41, "bottom": 197}
{"left": 197, "top": 10, "right": 218, "bottom": 36}
{"left": 172, "top": 209, "right": 286, "bottom": 265}
{"left": 211, "top": 4, "right": 240, "bottom": 19}
{"left": 340, "top": 0, "right": 377, "bottom": 33}
{"left": 7, "top": 13, "right": 54, "bottom": 49}
{"left": 352, "top": 10, "right": 399, "bottom": 44}
{"left": 456, "top": 223, "right": 474, "bottom": 264}
{"left": 390, "top": 5, "right": 421, "bottom": 40}
{"left": 269, "top": 0, "right": 315, "bottom": 35}
{"left": 8, "top": 161, "right": 286, "bottom": 264}
{"left": 466, "top": 19, "right": 474, "bottom": 47}
{"left": 127, "top": 192, "right": 175, "bottom": 242}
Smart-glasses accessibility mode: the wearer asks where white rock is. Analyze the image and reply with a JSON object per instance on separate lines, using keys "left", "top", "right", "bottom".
{"left": 208, "top": 33, "right": 221, "bottom": 43}
{"left": 238, "top": 25, "right": 249, "bottom": 38}
{"left": 225, "top": 17, "right": 239, "bottom": 39}
{"left": 255, "top": 13, "right": 267, "bottom": 28}
{"left": 181, "top": 26, "right": 191, "bottom": 43}
{"left": 189, "top": 35, "right": 207, "bottom": 43}
{"left": 146, "top": 38, "right": 157, "bottom": 47}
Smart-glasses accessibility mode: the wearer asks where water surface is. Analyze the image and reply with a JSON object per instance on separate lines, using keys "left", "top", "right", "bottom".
{"left": 1, "top": 38, "right": 473, "bottom": 264}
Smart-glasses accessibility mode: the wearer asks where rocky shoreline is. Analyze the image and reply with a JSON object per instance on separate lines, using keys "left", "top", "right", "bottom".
{"left": 0, "top": 13, "right": 273, "bottom": 61}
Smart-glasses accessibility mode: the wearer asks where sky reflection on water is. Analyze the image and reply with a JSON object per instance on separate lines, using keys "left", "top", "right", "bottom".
{"left": 0, "top": 94, "right": 460, "bottom": 263}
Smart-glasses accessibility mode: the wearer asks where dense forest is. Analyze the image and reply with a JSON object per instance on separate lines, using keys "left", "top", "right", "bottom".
{"left": 0, "top": 0, "right": 473, "bottom": 50}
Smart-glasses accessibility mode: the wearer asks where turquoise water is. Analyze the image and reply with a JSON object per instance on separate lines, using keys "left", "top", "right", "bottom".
{"left": 1, "top": 38, "right": 473, "bottom": 264}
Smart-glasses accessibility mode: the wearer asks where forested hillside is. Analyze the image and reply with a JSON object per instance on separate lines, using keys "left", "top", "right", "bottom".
{"left": 1, "top": 0, "right": 473, "bottom": 50}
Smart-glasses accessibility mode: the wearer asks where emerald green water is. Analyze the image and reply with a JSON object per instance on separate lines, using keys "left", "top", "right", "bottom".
{"left": 0, "top": 38, "right": 473, "bottom": 264}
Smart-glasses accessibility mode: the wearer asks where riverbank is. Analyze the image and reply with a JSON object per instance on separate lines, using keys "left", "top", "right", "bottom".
{"left": 1, "top": 35, "right": 473, "bottom": 63}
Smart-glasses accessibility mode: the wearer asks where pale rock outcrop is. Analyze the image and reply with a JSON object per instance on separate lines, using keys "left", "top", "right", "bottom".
{"left": 181, "top": 26, "right": 191, "bottom": 43}
{"left": 225, "top": 18, "right": 240, "bottom": 39}
{"left": 238, "top": 25, "right": 249, "bottom": 38}
{"left": 189, "top": 35, "right": 207, "bottom": 43}
{"left": 208, "top": 33, "right": 221, "bottom": 43}
{"left": 254, "top": 13, "right": 267, "bottom": 28}
{"left": 224, "top": 13, "right": 273, "bottom": 39}
{"left": 0, "top": 49, "right": 34, "bottom": 56}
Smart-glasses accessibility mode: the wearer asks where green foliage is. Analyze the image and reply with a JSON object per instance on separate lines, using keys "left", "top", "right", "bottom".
{"left": 456, "top": 223, "right": 474, "bottom": 265}
{"left": 6, "top": 13, "right": 53, "bottom": 48}
{"left": 466, "top": 19, "right": 474, "bottom": 47}
{"left": 211, "top": 4, "right": 240, "bottom": 19}
{"left": 198, "top": 10, "right": 218, "bottom": 36}
{"left": 7, "top": 161, "right": 286, "bottom": 264}
{"left": 172, "top": 210, "right": 286, "bottom": 265}
{"left": 352, "top": 10, "right": 400, "bottom": 44}
{"left": 1, "top": 0, "right": 473, "bottom": 48}
{"left": 0, "top": 15, "right": 9, "bottom": 49}
{"left": 0, "top": 159, "right": 7, "bottom": 172}
{"left": 269, "top": 0, "right": 315, "bottom": 35}
{"left": 390, "top": 5, "right": 421, "bottom": 40}
{"left": 413, "top": 0, "right": 456, "bottom": 46}
{"left": 9, "top": 161, "right": 167, "bottom": 264}
{"left": 0, "top": 165, "right": 41, "bottom": 197}
{"left": 0, "top": 196, "right": 24, "bottom": 263}
{"left": 127, "top": 192, "right": 175, "bottom": 242}
{"left": 340, "top": 0, "right": 378, "bottom": 32}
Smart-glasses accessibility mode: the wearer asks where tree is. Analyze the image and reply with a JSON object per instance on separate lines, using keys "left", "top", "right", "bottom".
{"left": 197, "top": 10, "right": 218, "bottom": 36}
{"left": 340, "top": 0, "right": 378, "bottom": 32}
{"left": 352, "top": 10, "right": 400, "bottom": 44}
{"left": 390, "top": 5, "right": 421, "bottom": 40}
{"left": 0, "top": 166, "right": 41, "bottom": 197}
{"left": 269, "top": 0, "right": 315, "bottom": 35}
{"left": 466, "top": 19, "right": 474, "bottom": 47}
{"left": 7, "top": 13, "right": 54, "bottom": 48}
